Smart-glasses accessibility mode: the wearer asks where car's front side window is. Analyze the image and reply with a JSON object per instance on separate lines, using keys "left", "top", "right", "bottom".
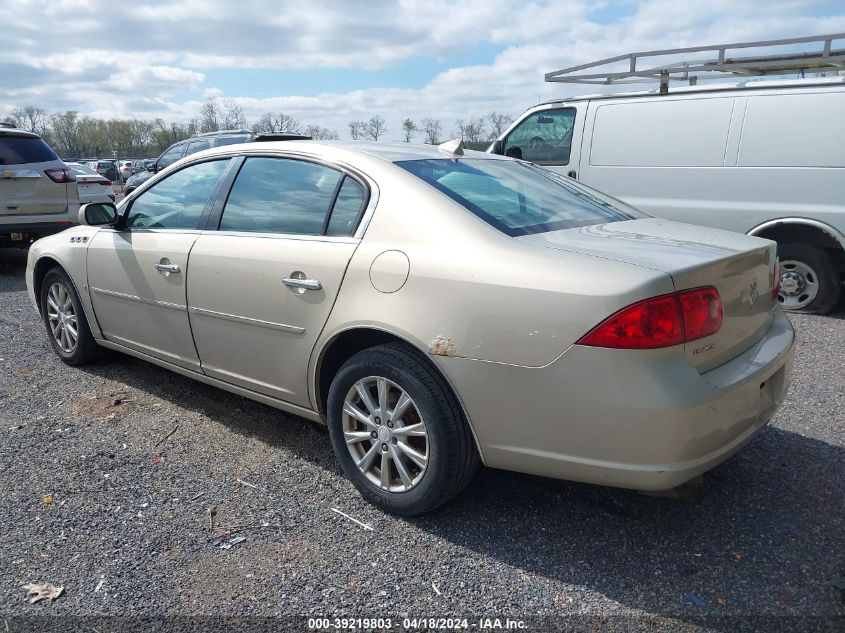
{"left": 218, "top": 157, "right": 343, "bottom": 235}
{"left": 126, "top": 160, "right": 229, "bottom": 230}
{"left": 503, "top": 108, "right": 576, "bottom": 165}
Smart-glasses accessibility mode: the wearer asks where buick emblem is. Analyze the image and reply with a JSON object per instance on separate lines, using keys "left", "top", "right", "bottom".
{"left": 749, "top": 278, "right": 759, "bottom": 308}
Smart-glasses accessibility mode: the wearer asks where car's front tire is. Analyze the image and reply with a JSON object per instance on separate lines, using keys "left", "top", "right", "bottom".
{"left": 777, "top": 243, "right": 841, "bottom": 314}
{"left": 40, "top": 267, "right": 100, "bottom": 366}
{"left": 327, "top": 343, "right": 479, "bottom": 516}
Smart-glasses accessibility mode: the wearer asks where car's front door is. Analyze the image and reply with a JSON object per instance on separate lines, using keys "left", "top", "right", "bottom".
{"left": 86, "top": 158, "right": 232, "bottom": 370}
{"left": 502, "top": 106, "right": 583, "bottom": 178}
{"left": 186, "top": 156, "right": 368, "bottom": 406}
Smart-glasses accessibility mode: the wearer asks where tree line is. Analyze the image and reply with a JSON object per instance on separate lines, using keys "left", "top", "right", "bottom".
{"left": 3, "top": 98, "right": 512, "bottom": 158}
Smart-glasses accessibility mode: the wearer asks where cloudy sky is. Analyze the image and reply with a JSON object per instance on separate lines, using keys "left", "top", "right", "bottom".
{"left": 1, "top": 0, "right": 843, "bottom": 140}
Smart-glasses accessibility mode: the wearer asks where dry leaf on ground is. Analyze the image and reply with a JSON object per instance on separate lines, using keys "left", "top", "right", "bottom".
{"left": 22, "top": 583, "right": 64, "bottom": 604}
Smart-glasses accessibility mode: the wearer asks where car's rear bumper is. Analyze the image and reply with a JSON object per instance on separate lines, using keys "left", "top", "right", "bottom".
{"left": 0, "top": 219, "right": 76, "bottom": 239}
{"left": 438, "top": 308, "right": 795, "bottom": 491}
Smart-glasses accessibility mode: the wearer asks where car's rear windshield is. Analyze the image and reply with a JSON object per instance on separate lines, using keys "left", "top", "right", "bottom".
{"left": 0, "top": 136, "right": 59, "bottom": 165}
{"left": 395, "top": 158, "right": 644, "bottom": 236}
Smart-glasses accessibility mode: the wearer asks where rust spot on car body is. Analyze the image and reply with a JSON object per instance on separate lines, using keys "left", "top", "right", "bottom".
{"left": 428, "top": 335, "right": 456, "bottom": 357}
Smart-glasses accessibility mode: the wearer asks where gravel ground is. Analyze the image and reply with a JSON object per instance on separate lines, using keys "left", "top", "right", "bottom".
{"left": 0, "top": 248, "right": 843, "bottom": 632}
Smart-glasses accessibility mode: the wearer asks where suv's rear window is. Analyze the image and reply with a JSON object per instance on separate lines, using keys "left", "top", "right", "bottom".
{"left": 0, "top": 136, "right": 59, "bottom": 165}
{"left": 396, "top": 158, "right": 643, "bottom": 236}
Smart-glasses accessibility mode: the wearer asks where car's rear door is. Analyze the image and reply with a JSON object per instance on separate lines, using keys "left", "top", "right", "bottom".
{"left": 186, "top": 155, "right": 368, "bottom": 407}
{"left": 86, "top": 158, "right": 234, "bottom": 370}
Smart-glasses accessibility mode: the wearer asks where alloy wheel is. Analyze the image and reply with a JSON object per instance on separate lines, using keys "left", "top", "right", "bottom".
{"left": 342, "top": 376, "right": 429, "bottom": 492}
{"left": 46, "top": 282, "right": 79, "bottom": 353}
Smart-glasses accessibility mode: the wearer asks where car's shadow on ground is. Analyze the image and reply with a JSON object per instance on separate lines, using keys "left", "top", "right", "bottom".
{"left": 69, "top": 343, "right": 844, "bottom": 631}
{"left": 3, "top": 250, "right": 844, "bottom": 629}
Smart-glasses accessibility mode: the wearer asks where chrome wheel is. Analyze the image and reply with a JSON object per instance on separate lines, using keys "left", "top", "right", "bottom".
{"left": 46, "top": 282, "right": 78, "bottom": 353}
{"left": 778, "top": 259, "right": 819, "bottom": 310}
{"left": 342, "top": 376, "right": 429, "bottom": 492}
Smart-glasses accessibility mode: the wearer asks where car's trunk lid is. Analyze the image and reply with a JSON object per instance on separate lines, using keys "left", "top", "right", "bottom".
{"left": 518, "top": 217, "right": 778, "bottom": 372}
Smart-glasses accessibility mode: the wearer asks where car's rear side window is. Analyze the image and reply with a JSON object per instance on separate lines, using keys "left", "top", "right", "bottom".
{"left": 326, "top": 177, "right": 366, "bottom": 236}
{"left": 396, "top": 158, "right": 642, "bottom": 236}
{"left": 0, "top": 136, "right": 59, "bottom": 165}
{"left": 219, "top": 157, "right": 343, "bottom": 235}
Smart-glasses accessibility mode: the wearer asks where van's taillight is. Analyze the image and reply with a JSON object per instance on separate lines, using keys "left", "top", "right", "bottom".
{"left": 577, "top": 287, "right": 722, "bottom": 349}
{"left": 44, "top": 168, "right": 76, "bottom": 183}
{"left": 772, "top": 258, "right": 780, "bottom": 299}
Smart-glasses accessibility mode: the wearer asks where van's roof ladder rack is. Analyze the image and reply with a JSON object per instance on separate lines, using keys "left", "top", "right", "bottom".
{"left": 545, "top": 33, "right": 845, "bottom": 94}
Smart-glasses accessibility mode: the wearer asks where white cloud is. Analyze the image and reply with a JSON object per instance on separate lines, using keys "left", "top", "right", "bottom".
{"left": 1, "top": 0, "right": 843, "bottom": 140}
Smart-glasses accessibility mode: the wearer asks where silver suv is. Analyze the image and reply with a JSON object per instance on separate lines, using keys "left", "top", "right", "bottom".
{"left": 1, "top": 126, "right": 80, "bottom": 247}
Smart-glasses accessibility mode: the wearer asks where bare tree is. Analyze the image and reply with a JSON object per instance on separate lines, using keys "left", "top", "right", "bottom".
{"left": 364, "top": 115, "right": 386, "bottom": 141}
{"left": 348, "top": 120, "right": 365, "bottom": 140}
{"left": 9, "top": 105, "right": 49, "bottom": 135}
{"left": 199, "top": 98, "right": 222, "bottom": 133}
{"left": 221, "top": 98, "right": 246, "bottom": 130}
{"left": 420, "top": 118, "right": 442, "bottom": 144}
{"left": 305, "top": 125, "right": 340, "bottom": 140}
{"left": 401, "top": 118, "right": 418, "bottom": 143}
{"left": 485, "top": 112, "right": 513, "bottom": 139}
{"left": 254, "top": 112, "right": 303, "bottom": 134}
{"left": 455, "top": 117, "right": 486, "bottom": 143}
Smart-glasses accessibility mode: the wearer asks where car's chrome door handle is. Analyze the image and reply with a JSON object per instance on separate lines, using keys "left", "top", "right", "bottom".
{"left": 283, "top": 277, "right": 322, "bottom": 291}
{"left": 154, "top": 262, "right": 181, "bottom": 275}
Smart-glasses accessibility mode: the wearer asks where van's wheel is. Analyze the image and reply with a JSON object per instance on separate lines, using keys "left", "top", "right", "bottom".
{"left": 776, "top": 243, "right": 840, "bottom": 314}
{"left": 327, "top": 343, "right": 479, "bottom": 516}
{"left": 40, "top": 267, "right": 100, "bottom": 365}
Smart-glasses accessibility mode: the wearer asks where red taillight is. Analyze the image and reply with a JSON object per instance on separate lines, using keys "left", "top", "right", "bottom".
{"left": 44, "top": 168, "right": 76, "bottom": 183}
{"left": 577, "top": 293, "right": 684, "bottom": 349}
{"left": 772, "top": 258, "right": 780, "bottom": 299}
{"left": 678, "top": 287, "right": 723, "bottom": 341}
{"left": 578, "top": 286, "right": 723, "bottom": 349}
{"left": 94, "top": 178, "right": 111, "bottom": 185}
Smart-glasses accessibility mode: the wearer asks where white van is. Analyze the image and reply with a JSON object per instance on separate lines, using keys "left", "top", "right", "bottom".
{"left": 490, "top": 78, "right": 845, "bottom": 313}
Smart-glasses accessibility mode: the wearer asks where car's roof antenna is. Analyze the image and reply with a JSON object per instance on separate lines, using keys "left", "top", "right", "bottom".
{"left": 437, "top": 138, "right": 464, "bottom": 156}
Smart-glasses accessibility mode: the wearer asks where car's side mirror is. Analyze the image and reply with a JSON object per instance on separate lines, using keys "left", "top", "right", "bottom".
{"left": 149, "top": 162, "right": 158, "bottom": 173}
{"left": 491, "top": 139, "right": 504, "bottom": 155}
{"left": 79, "top": 202, "right": 118, "bottom": 226}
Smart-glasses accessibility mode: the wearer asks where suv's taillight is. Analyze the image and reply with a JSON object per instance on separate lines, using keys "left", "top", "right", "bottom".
{"left": 44, "top": 168, "right": 76, "bottom": 183}
{"left": 577, "top": 287, "right": 723, "bottom": 350}
{"left": 772, "top": 258, "right": 780, "bottom": 299}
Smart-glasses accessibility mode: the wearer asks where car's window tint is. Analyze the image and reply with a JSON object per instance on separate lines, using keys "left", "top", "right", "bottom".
{"left": 219, "top": 157, "right": 342, "bottom": 235}
{"left": 157, "top": 144, "right": 185, "bottom": 169}
{"left": 126, "top": 160, "right": 228, "bottom": 229}
{"left": 0, "top": 136, "right": 59, "bottom": 165}
{"left": 326, "top": 177, "right": 366, "bottom": 236}
{"left": 396, "top": 158, "right": 643, "bottom": 236}
{"left": 503, "top": 108, "right": 576, "bottom": 165}
{"left": 186, "top": 139, "right": 211, "bottom": 155}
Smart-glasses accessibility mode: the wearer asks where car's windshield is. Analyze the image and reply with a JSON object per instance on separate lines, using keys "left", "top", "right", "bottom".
{"left": 396, "top": 158, "right": 645, "bottom": 236}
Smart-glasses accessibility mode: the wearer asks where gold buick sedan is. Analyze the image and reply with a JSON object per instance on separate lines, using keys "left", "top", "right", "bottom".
{"left": 26, "top": 140, "right": 794, "bottom": 515}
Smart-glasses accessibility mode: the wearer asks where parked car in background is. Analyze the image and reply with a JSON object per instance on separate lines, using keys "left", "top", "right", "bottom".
{"left": 1, "top": 125, "right": 79, "bottom": 246}
{"left": 84, "top": 159, "right": 119, "bottom": 183}
{"left": 123, "top": 129, "right": 310, "bottom": 193}
{"left": 118, "top": 160, "right": 133, "bottom": 181}
{"left": 25, "top": 140, "right": 793, "bottom": 515}
{"left": 65, "top": 162, "right": 115, "bottom": 203}
{"left": 491, "top": 77, "right": 845, "bottom": 314}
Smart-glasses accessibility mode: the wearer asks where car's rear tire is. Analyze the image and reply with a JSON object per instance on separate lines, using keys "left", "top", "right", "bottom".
{"left": 40, "top": 267, "right": 100, "bottom": 366}
{"left": 326, "top": 343, "right": 479, "bottom": 516}
{"left": 776, "top": 243, "right": 840, "bottom": 314}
